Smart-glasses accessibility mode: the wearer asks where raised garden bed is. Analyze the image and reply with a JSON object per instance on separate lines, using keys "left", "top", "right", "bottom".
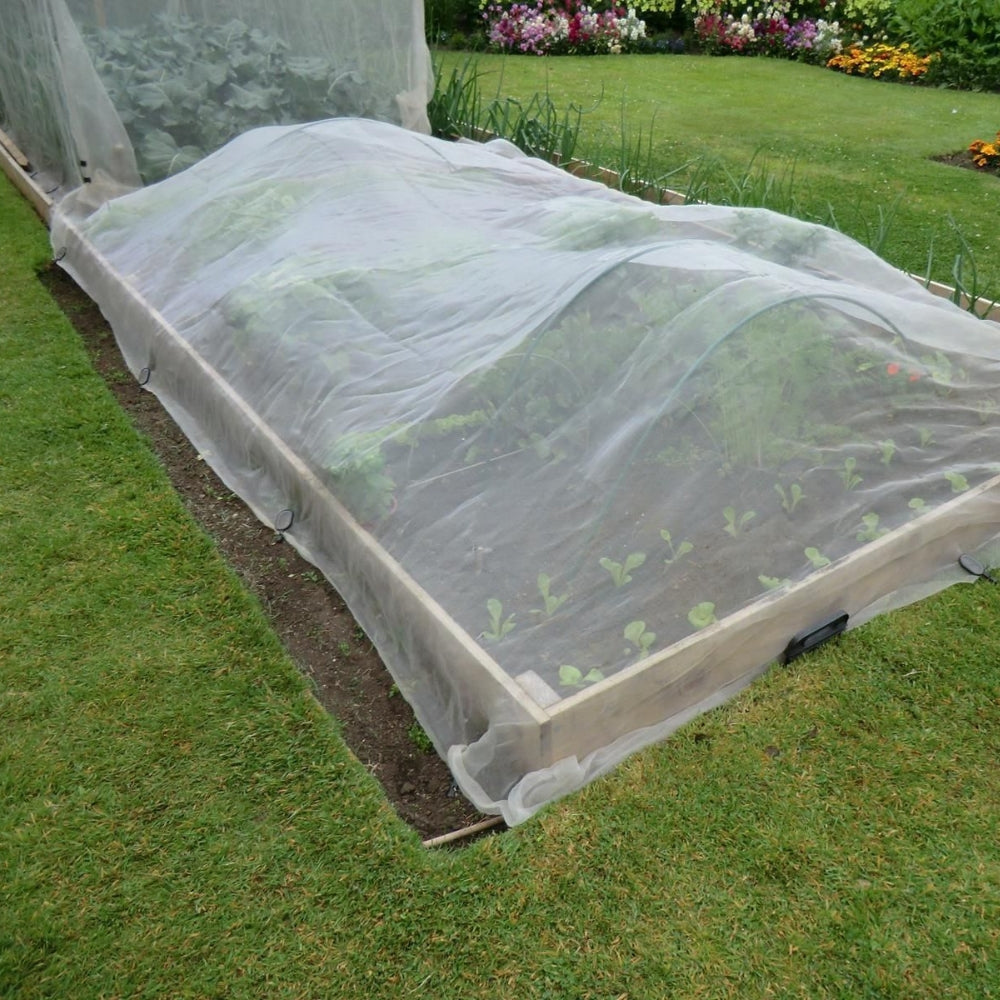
{"left": 47, "top": 118, "right": 1000, "bottom": 822}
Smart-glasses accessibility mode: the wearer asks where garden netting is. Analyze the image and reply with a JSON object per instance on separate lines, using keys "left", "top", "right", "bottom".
{"left": 51, "top": 118, "right": 1000, "bottom": 824}
{"left": 0, "top": 0, "right": 430, "bottom": 209}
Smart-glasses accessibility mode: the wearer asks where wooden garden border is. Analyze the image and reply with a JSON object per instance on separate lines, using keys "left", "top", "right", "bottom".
{"left": 0, "top": 127, "right": 52, "bottom": 223}
{"left": 546, "top": 472, "right": 1000, "bottom": 764}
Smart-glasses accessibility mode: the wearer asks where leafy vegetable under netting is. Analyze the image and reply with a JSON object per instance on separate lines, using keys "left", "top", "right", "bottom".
{"left": 0, "top": 0, "right": 429, "bottom": 198}
{"left": 82, "top": 15, "right": 392, "bottom": 183}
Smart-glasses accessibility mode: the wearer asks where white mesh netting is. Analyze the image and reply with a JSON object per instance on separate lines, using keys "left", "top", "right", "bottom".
{"left": 0, "top": 0, "right": 430, "bottom": 206}
{"left": 50, "top": 119, "right": 1000, "bottom": 822}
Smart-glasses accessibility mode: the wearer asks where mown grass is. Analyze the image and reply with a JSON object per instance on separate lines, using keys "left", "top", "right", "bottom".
{"left": 437, "top": 52, "right": 1000, "bottom": 301}
{"left": 2, "top": 73, "right": 1000, "bottom": 996}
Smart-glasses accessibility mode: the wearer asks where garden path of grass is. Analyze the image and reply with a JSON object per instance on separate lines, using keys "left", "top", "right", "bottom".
{"left": 2, "top": 112, "right": 1000, "bottom": 996}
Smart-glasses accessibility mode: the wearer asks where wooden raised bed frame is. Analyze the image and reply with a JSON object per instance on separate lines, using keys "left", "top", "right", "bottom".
{"left": 6, "top": 126, "right": 1000, "bottom": 802}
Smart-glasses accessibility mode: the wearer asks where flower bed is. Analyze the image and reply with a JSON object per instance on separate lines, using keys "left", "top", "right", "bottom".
{"left": 482, "top": 1, "right": 647, "bottom": 54}
{"left": 688, "top": 0, "right": 845, "bottom": 61}
{"left": 468, "top": 0, "right": 986, "bottom": 93}
{"left": 969, "top": 131, "right": 1000, "bottom": 173}
{"left": 827, "top": 40, "right": 935, "bottom": 81}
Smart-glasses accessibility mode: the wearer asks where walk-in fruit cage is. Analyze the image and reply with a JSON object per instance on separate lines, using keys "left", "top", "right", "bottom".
{"left": 4, "top": 0, "right": 1000, "bottom": 824}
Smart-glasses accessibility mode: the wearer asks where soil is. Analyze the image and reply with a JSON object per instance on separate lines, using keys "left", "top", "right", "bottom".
{"left": 39, "top": 263, "right": 492, "bottom": 842}
{"left": 932, "top": 148, "right": 1000, "bottom": 177}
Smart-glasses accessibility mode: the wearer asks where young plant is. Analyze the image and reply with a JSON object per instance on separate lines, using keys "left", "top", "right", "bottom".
{"left": 944, "top": 471, "right": 970, "bottom": 493}
{"left": 804, "top": 546, "right": 831, "bottom": 569}
{"left": 660, "top": 529, "right": 693, "bottom": 566}
{"left": 921, "top": 351, "right": 957, "bottom": 386}
{"left": 839, "top": 457, "right": 863, "bottom": 491}
{"left": 758, "top": 574, "right": 790, "bottom": 591}
{"left": 723, "top": 506, "right": 756, "bottom": 537}
{"left": 976, "top": 398, "right": 999, "bottom": 424}
{"left": 687, "top": 602, "right": 717, "bottom": 630}
{"left": 408, "top": 722, "right": 434, "bottom": 754}
{"left": 908, "top": 497, "right": 929, "bottom": 516}
{"left": 856, "top": 512, "right": 888, "bottom": 542}
{"left": 325, "top": 429, "right": 397, "bottom": 523}
{"left": 558, "top": 664, "right": 605, "bottom": 689}
{"left": 483, "top": 598, "right": 515, "bottom": 641}
{"left": 533, "top": 573, "right": 568, "bottom": 617}
{"left": 600, "top": 552, "right": 646, "bottom": 587}
{"left": 624, "top": 620, "right": 656, "bottom": 658}
{"left": 877, "top": 439, "right": 896, "bottom": 466}
{"left": 774, "top": 482, "right": 805, "bottom": 514}
{"left": 917, "top": 427, "right": 935, "bottom": 448}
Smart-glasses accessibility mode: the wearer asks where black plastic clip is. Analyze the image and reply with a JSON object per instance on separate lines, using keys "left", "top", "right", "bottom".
{"left": 959, "top": 554, "right": 998, "bottom": 584}
{"left": 274, "top": 508, "right": 294, "bottom": 540}
{"left": 783, "top": 611, "right": 849, "bottom": 664}
{"left": 137, "top": 366, "right": 152, "bottom": 386}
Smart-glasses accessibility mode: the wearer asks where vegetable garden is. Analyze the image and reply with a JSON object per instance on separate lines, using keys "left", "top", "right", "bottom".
{"left": 52, "top": 117, "right": 1000, "bottom": 821}
{"left": 3, "top": 0, "right": 1000, "bottom": 824}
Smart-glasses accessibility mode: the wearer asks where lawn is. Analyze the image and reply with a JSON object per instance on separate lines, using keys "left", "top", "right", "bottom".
{"left": 3, "top": 57, "right": 1000, "bottom": 997}
{"left": 438, "top": 52, "right": 1000, "bottom": 301}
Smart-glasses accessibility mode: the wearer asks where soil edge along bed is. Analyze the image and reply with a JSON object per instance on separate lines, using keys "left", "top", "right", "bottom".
{"left": 39, "top": 263, "right": 490, "bottom": 842}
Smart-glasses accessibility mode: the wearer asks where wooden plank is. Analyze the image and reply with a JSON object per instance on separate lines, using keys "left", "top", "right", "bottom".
{"left": 0, "top": 128, "right": 51, "bottom": 224}
{"left": 545, "top": 472, "right": 1000, "bottom": 765}
{"left": 916, "top": 275, "right": 1000, "bottom": 323}
{"left": 0, "top": 126, "right": 30, "bottom": 170}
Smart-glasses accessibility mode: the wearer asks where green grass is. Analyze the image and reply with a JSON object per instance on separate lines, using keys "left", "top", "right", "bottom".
{"left": 437, "top": 52, "right": 1000, "bottom": 300}
{"left": 3, "top": 69, "right": 1000, "bottom": 996}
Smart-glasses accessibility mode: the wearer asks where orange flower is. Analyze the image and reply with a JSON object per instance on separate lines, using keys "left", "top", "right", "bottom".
{"left": 886, "top": 362, "right": 901, "bottom": 376}
{"left": 968, "top": 133, "right": 1000, "bottom": 171}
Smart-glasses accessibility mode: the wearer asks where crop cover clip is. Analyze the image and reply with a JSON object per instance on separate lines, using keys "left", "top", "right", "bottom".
{"left": 783, "top": 611, "right": 849, "bottom": 664}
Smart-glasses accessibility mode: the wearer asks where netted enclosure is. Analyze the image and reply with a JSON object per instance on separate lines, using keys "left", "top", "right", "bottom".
{"left": 50, "top": 119, "right": 1000, "bottom": 823}
{"left": 0, "top": 0, "right": 430, "bottom": 208}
